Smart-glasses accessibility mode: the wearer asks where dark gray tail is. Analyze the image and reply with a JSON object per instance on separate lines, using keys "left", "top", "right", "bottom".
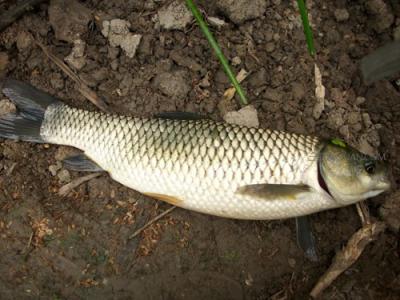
{"left": 0, "top": 79, "right": 61, "bottom": 143}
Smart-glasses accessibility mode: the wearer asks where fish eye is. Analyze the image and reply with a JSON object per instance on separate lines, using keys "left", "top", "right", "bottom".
{"left": 364, "top": 161, "right": 376, "bottom": 174}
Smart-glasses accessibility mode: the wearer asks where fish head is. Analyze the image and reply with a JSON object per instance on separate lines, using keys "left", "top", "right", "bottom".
{"left": 319, "top": 139, "right": 391, "bottom": 204}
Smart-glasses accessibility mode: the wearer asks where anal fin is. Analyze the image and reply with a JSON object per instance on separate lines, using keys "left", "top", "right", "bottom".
{"left": 62, "top": 154, "right": 103, "bottom": 172}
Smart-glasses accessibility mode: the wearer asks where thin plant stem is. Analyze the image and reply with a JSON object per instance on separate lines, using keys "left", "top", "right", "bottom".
{"left": 185, "top": 0, "right": 248, "bottom": 106}
{"left": 297, "top": 0, "right": 316, "bottom": 56}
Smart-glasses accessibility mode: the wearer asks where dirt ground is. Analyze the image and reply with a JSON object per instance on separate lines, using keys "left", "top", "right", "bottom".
{"left": 0, "top": 0, "right": 399, "bottom": 299}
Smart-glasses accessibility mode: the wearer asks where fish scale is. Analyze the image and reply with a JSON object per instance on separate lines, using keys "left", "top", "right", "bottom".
{"left": 39, "top": 103, "right": 337, "bottom": 220}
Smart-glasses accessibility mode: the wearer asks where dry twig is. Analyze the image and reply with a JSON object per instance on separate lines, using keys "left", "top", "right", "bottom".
{"left": 310, "top": 221, "right": 386, "bottom": 298}
{"left": 35, "top": 39, "right": 109, "bottom": 112}
{"left": 128, "top": 206, "right": 176, "bottom": 240}
{"left": 58, "top": 173, "right": 102, "bottom": 196}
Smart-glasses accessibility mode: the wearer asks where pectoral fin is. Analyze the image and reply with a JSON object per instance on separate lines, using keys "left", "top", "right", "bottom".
{"left": 236, "top": 184, "right": 311, "bottom": 201}
{"left": 62, "top": 154, "right": 104, "bottom": 172}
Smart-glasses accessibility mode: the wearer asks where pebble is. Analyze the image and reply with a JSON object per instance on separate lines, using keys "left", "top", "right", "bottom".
{"left": 223, "top": 105, "right": 259, "bottom": 128}
{"left": 339, "top": 125, "right": 350, "bottom": 138}
{"left": 355, "top": 96, "right": 366, "bottom": 105}
{"left": 64, "top": 39, "right": 86, "bottom": 70}
{"left": 120, "top": 34, "right": 142, "bottom": 58}
{"left": 50, "top": 73, "right": 65, "bottom": 90}
{"left": 263, "top": 88, "right": 283, "bottom": 102}
{"left": 102, "top": 19, "right": 142, "bottom": 58}
{"left": 362, "top": 113, "right": 373, "bottom": 128}
{"left": 49, "top": 162, "right": 62, "bottom": 176}
{"left": 16, "top": 31, "right": 33, "bottom": 51}
{"left": 365, "top": 0, "right": 394, "bottom": 33}
{"left": 288, "top": 258, "right": 296, "bottom": 268}
{"left": 48, "top": 0, "right": 92, "bottom": 43}
{"left": 231, "top": 56, "right": 242, "bottom": 66}
{"left": 327, "top": 108, "right": 345, "bottom": 130}
{"left": 347, "top": 111, "right": 361, "bottom": 125}
{"left": 216, "top": 0, "right": 267, "bottom": 25}
{"left": 334, "top": 8, "right": 350, "bottom": 22}
{"left": 57, "top": 169, "right": 71, "bottom": 183}
{"left": 207, "top": 16, "right": 226, "bottom": 28}
{"left": 265, "top": 42, "right": 275, "bottom": 53}
{"left": 153, "top": 70, "right": 190, "bottom": 99}
{"left": 358, "top": 134, "right": 376, "bottom": 156}
{"left": 292, "top": 82, "right": 305, "bottom": 100}
{"left": 158, "top": 1, "right": 193, "bottom": 30}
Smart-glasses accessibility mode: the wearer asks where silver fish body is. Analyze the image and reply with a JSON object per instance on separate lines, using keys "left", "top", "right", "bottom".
{"left": 0, "top": 80, "right": 390, "bottom": 220}
{"left": 41, "top": 104, "right": 335, "bottom": 219}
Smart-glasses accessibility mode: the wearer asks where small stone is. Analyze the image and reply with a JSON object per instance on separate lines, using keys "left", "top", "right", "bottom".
{"left": 153, "top": 70, "right": 190, "bottom": 99}
{"left": 101, "top": 19, "right": 141, "bottom": 58}
{"left": 358, "top": 134, "right": 377, "bottom": 156}
{"left": 223, "top": 105, "right": 259, "bottom": 128}
{"left": 362, "top": 113, "right": 373, "bottom": 128}
{"left": 339, "top": 125, "right": 350, "bottom": 138}
{"left": 16, "top": 31, "right": 33, "bottom": 51}
{"left": 334, "top": 8, "right": 350, "bottom": 22}
{"left": 347, "top": 111, "right": 361, "bottom": 125}
{"left": 292, "top": 82, "right": 305, "bottom": 100}
{"left": 288, "top": 258, "right": 296, "bottom": 268}
{"left": 248, "top": 68, "right": 267, "bottom": 88}
{"left": 158, "top": 1, "right": 193, "bottom": 30}
{"left": 261, "top": 100, "right": 280, "bottom": 113}
{"left": 110, "top": 59, "right": 119, "bottom": 71}
{"left": 64, "top": 39, "right": 86, "bottom": 70}
{"left": 49, "top": 162, "right": 62, "bottom": 176}
{"left": 120, "top": 34, "right": 142, "bottom": 58}
{"left": 50, "top": 73, "right": 65, "bottom": 90}
{"left": 0, "top": 99, "right": 16, "bottom": 117}
{"left": 109, "top": 19, "right": 130, "bottom": 35}
{"left": 231, "top": 56, "right": 242, "bottom": 66}
{"left": 265, "top": 42, "right": 275, "bottom": 53}
{"left": 263, "top": 88, "right": 283, "bottom": 102}
{"left": 57, "top": 169, "right": 71, "bottom": 183}
{"left": 216, "top": 0, "right": 267, "bottom": 25}
{"left": 365, "top": 0, "right": 394, "bottom": 33}
{"left": 108, "top": 46, "right": 120, "bottom": 60}
{"left": 327, "top": 108, "right": 345, "bottom": 130}
{"left": 48, "top": 0, "right": 92, "bottom": 43}
{"left": 355, "top": 96, "right": 366, "bottom": 105}
{"left": 207, "top": 16, "right": 226, "bottom": 28}
{"left": 92, "top": 67, "right": 109, "bottom": 82}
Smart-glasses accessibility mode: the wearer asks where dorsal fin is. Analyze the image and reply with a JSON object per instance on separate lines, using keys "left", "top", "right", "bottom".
{"left": 154, "top": 112, "right": 207, "bottom": 121}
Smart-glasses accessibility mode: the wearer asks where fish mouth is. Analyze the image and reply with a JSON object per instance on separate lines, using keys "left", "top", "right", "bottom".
{"left": 374, "top": 180, "right": 391, "bottom": 193}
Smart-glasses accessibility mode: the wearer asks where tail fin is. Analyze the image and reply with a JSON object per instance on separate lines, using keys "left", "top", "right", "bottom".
{"left": 0, "top": 79, "right": 61, "bottom": 143}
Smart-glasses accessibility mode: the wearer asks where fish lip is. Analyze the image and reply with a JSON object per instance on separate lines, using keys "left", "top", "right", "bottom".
{"left": 375, "top": 181, "right": 391, "bottom": 192}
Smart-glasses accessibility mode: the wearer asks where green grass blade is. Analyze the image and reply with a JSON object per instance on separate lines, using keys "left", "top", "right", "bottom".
{"left": 185, "top": 0, "right": 248, "bottom": 106}
{"left": 297, "top": 0, "right": 316, "bottom": 56}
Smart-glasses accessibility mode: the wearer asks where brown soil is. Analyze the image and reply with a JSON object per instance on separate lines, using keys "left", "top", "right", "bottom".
{"left": 0, "top": 0, "right": 399, "bottom": 299}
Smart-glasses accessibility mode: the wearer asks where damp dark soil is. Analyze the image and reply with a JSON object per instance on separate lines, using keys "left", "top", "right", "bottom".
{"left": 0, "top": 0, "right": 399, "bottom": 299}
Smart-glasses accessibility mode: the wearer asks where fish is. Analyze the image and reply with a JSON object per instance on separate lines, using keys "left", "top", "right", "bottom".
{"left": 0, "top": 79, "right": 391, "bottom": 220}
